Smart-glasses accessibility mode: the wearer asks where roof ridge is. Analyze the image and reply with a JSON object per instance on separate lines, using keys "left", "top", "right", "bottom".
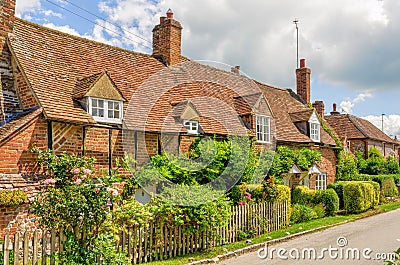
{"left": 13, "top": 17, "right": 158, "bottom": 60}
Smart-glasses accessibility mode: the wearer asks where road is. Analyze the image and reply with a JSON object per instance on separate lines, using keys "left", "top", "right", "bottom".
{"left": 221, "top": 209, "right": 400, "bottom": 264}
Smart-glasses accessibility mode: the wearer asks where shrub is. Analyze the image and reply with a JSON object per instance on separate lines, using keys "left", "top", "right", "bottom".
{"left": 327, "top": 182, "right": 344, "bottom": 209}
{"left": 0, "top": 190, "right": 27, "bottom": 207}
{"left": 343, "top": 181, "right": 376, "bottom": 213}
{"left": 292, "top": 185, "right": 316, "bottom": 205}
{"left": 290, "top": 204, "right": 317, "bottom": 224}
{"left": 314, "top": 189, "right": 339, "bottom": 216}
{"left": 370, "top": 175, "right": 398, "bottom": 197}
{"left": 393, "top": 174, "right": 400, "bottom": 185}
{"left": 276, "top": 185, "right": 291, "bottom": 205}
{"left": 336, "top": 152, "right": 359, "bottom": 181}
{"left": 312, "top": 204, "right": 326, "bottom": 219}
{"left": 361, "top": 181, "right": 380, "bottom": 206}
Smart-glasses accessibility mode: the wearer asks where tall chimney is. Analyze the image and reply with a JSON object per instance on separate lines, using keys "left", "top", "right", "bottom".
{"left": 330, "top": 103, "right": 340, "bottom": 115}
{"left": 0, "top": 0, "right": 16, "bottom": 123}
{"left": 312, "top": 100, "right": 325, "bottom": 119}
{"left": 152, "top": 9, "right": 182, "bottom": 66}
{"left": 296, "top": 58, "right": 311, "bottom": 104}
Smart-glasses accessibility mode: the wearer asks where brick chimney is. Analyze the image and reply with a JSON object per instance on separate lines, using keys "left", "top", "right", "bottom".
{"left": 152, "top": 9, "right": 182, "bottom": 66}
{"left": 0, "top": 0, "right": 17, "bottom": 123}
{"left": 312, "top": 100, "right": 325, "bottom": 119}
{"left": 296, "top": 58, "right": 311, "bottom": 104}
{"left": 330, "top": 103, "right": 340, "bottom": 115}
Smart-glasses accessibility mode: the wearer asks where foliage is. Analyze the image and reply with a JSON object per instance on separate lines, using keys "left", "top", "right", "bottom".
{"left": 393, "top": 174, "right": 400, "bottom": 185}
{"left": 327, "top": 182, "right": 344, "bottom": 209}
{"left": 385, "top": 248, "right": 400, "bottom": 265}
{"left": 342, "top": 181, "right": 376, "bottom": 213}
{"left": 292, "top": 185, "right": 316, "bottom": 205}
{"left": 268, "top": 146, "right": 321, "bottom": 179}
{"left": 336, "top": 152, "right": 359, "bottom": 181}
{"left": 369, "top": 175, "right": 398, "bottom": 197}
{"left": 356, "top": 147, "right": 400, "bottom": 175}
{"left": 312, "top": 204, "right": 326, "bottom": 219}
{"left": 314, "top": 189, "right": 339, "bottom": 216}
{"left": 290, "top": 204, "right": 318, "bottom": 224}
{"left": 0, "top": 190, "right": 27, "bottom": 207}
{"left": 30, "top": 150, "right": 123, "bottom": 264}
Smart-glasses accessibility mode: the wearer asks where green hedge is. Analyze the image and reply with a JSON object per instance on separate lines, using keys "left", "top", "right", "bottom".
{"left": 0, "top": 190, "right": 27, "bottom": 207}
{"left": 292, "top": 185, "right": 316, "bottom": 205}
{"left": 327, "top": 182, "right": 344, "bottom": 209}
{"left": 290, "top": 204, "right": 317, "bottom": 224}
{"left": 314, "top": 189, "right": 339, "bottom": 216}
{"left": 292, "top": 185, "right": 339, "bottom": 216}
{"left": 343, "top": 181, "right": 376, "bottom": 213}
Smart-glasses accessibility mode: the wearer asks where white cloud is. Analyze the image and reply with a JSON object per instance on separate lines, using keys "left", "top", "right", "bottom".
{"left": 340, "top": 92, "right": 373, "bottom": 113}
{"left": 15, "top": 0, "right": 41, "bottom": 17}
{"left": 43, "top": 23, "right": 82, "bottom": 37}
{"left": 363, "top": 114, "right": 400, "bottom": 138}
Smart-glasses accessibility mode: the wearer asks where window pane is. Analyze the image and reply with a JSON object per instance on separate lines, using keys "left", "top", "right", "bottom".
{"left": 92, "top": 99, "right": 98, "bottom": 107}
{"left": 98, "top": 100, "right": 104, "bottom": 108}
{"left": 114, "top": 110, "right": 120, "bottom": 118}
{"left": 98, "top": 109, "right": 104, "bottom": 117}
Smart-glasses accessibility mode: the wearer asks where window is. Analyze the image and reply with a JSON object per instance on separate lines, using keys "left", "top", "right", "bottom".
{"left": 88, "top": 97, "right": 122, "bottom": 123}
{"left": 315, "top": 173, "right": 327, "bottom": 190}
{"left": 256, "top": 115, "right": 270, "bottom": 143}
{"left": 310, "top": 123, "right": 320, "bottom": 142}
{"left": 183, "top": 120, "right": 199, "bottom": 134}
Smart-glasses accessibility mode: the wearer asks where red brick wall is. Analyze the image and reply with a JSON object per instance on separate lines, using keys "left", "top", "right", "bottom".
{"left": 179, "top": 135, "right": 195, "bottom": 154}
{"left": 0, "top": 0, "right": 15, "bottom": 36}
{"left": 0, "top": 115, "right": 47, "bottom": 174}
{"left": 15, "top": 65, "right": 38, "bottom": 109}
{"left": 53, "top": 122, "right": 83, "bottom": 155}
{"left": 84, "top": 127, "right": 110, "bottom": 172}
{"left": 0, "top": 204, "right": 38, "bottom": 239}
{"left": 317, "top": 146, "right": 337, "bottom": 185}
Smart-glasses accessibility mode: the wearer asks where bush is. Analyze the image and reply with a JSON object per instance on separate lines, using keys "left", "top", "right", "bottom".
{"left": 0, "top": 190, "right": 27, "bottom": 207}
{"left": 314, "top": 189, "right": 339, "bottom": 216}
{"left": 393, "top": 174, "right": 400, "bottom": 185}
{"left": 343, "top": 181, "right": 376, "bottom": 213}
{"left": 292, "top": 185, "right": 316, "bottom": 205}
{"left": 290, "top": 204, "right": 317, "bottom": 224}
{"left": 312, "top": 204, "right": 326, "bottom": 219}
{"left": 336, "top": 152, "right": 359, "bottom": 181}
{"left": 370, "top": 175, "right": 398, "bottom": 197}
{"left": 327, "top": 182, "right": 344, "bottom": 209}
{"left": 361, "top": 181, "right": 380, "bottom": 206}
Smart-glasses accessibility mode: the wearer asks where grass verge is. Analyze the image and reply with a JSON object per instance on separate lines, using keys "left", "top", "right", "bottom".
{"left": 145, "top": 202, "right": 400, "bottom": 265}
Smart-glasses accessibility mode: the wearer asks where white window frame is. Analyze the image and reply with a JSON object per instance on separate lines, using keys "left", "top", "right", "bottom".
{"left": 87, "top": 97, "right": 123, "bottom": 124}
{"left": 256, "top": 115, "right": 271, "bottom": 143}
{"left": 310, "top": 123, "right": 320, "bottom": 142}
{"left": 183, "top": 120, "right": 199, "bottom": 134}
{"left": 315, "top": 173, "right": 327, "bottom": 190}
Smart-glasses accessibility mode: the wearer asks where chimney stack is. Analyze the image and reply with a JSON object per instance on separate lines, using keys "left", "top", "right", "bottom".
{"left": 0, "top": 0, "right": 15, "bottom": 37}
{"left": 296, "top": 58, "right": 311, "bottom": 104}
{"left": 330, "top": 103, "right": 340, "bottom": 115}
{"left": 152, "top": 9, "right": 182, "bottom": 66}
{"left": 312, "top": 100, "right": 325, "bottom": 119}
{"left": 231, "top": 65, "right": 240, "bottom": 75}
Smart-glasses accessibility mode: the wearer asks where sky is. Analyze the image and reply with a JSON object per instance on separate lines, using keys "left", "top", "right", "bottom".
{"left": 15, "top": 0, "right": 400, "bottom": 138}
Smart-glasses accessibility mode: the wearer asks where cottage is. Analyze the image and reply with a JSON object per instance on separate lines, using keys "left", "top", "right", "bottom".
{"left": 0, "top": 0, "right": 338, "bottom": 235}
{"left": 325, "top": 104, "right": 398, "bottom": 159}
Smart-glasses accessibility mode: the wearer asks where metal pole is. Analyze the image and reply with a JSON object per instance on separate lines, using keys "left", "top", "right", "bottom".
{"left": 293, "top": 19, "right": 299, "bottom": 68}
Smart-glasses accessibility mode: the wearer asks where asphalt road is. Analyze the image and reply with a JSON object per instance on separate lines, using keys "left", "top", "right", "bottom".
{"left": 221, "top": 208, "right": 400, "bottom": 265}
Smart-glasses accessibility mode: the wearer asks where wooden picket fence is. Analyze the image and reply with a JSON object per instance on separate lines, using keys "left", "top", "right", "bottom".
{"left": 1, "top": 200, "right": 288, "bottom": 264}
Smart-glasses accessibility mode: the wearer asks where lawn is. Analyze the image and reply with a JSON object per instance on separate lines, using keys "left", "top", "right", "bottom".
{"left": 144, "top": 202, "right": 400, "bottom": 265}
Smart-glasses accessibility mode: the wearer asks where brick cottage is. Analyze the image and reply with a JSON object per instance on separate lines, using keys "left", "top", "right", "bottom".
{"left": 0, "top": 0, "right": 338, "bottom": 235}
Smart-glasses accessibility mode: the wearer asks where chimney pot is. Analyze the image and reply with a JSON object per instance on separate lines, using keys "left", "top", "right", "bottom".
{"left": 231, "top": 65, "right": 240, "bottom": 74}
{"left": 333, "top": 103, "right": 337, "bottom": 112}
{"left": 300, "top": 58, "right": 306, "bottom": 68}
{"left": 166, "top": 8, "right": 174, "bottom": 19}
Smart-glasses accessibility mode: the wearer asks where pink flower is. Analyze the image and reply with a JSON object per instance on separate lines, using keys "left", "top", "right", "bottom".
{"left": 71, "top": 168, "right": 80, "bottom": 174}
{"left": 107, "top": 199, "right": 112, "bottom": 206}
{"left": 43, "top": 178, "right": 56, "bottom": 185}
{"left": 238, "top": 201, "right": 246, "bottom": 206}
{"left": 81, "top": 175, "right": 87, "bottom": 180}
{"left": 245, "top": 192, "right": 252, "bottom": 200}
{"left": 112, "top": 190, "right": 119, "bottom": 197}
{"left": 74, "top": 179, "right": 82, "bottom": 185}
{"left": 83, "top": 169, "right": 92, "bottom": 175}
{"left": 95, "top": 187, "right": 100, "bottom": 193}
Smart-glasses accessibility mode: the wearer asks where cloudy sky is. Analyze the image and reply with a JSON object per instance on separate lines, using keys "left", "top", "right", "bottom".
{"left": 15, "top": 0, "right": 400, "bottom": 137}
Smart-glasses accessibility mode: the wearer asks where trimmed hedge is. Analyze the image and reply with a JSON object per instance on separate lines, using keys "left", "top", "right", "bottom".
{"left": 327, "top": 182, "right": 344, "bottom": 209}
{"left": 0, "top": 189, "right": 27, "bottom": 207}
{"left": 343, "top": 181, "right": 376, "bottom": 213}
{"left": 358, "top": 174, "right": 398, "bottom": 197}
{"left": 290, "top": 204, "right": 317, "bottom": 224}
{"left": 314, "top": 189, "right": 339, "bottom": 216}
{"left": 292, "top": 185, "right": 339, "bottom": 216}
{"left": 276, "top": 184, "right": 291, "bottom": 205}
{"left": 292, "top": 185, "right": 316, "bottom": 205}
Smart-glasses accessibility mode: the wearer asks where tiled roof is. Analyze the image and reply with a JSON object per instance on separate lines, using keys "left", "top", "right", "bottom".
{"left": 0, "top": 107, "right": 43, "bottom": 144}
{"left": 258, "top": 83, "right": 336, "bottom": 146}
{"left": 9, "top": 18, "right": 166, "bottom": 125}
{"left": 74, "top": 72, "right": 103, "bottom": 99}
{"left": 234, "top": 92, "right": 263, "bottom": 115}
{"left": 325, "top": 114, "right": 396, "bottom": 144}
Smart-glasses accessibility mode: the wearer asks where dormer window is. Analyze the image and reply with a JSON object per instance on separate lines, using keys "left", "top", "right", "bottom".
{"left": 183, "top": 120, "right": 199, "bottom": 134}
{"left": 310, "top": 123, "right": 320, "bottom": 142}
{"left": 256, "top": 115, "right": 270, "bottom": 143}
{"left": 88, "top": 97, "right": 123, "bottom": 124}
